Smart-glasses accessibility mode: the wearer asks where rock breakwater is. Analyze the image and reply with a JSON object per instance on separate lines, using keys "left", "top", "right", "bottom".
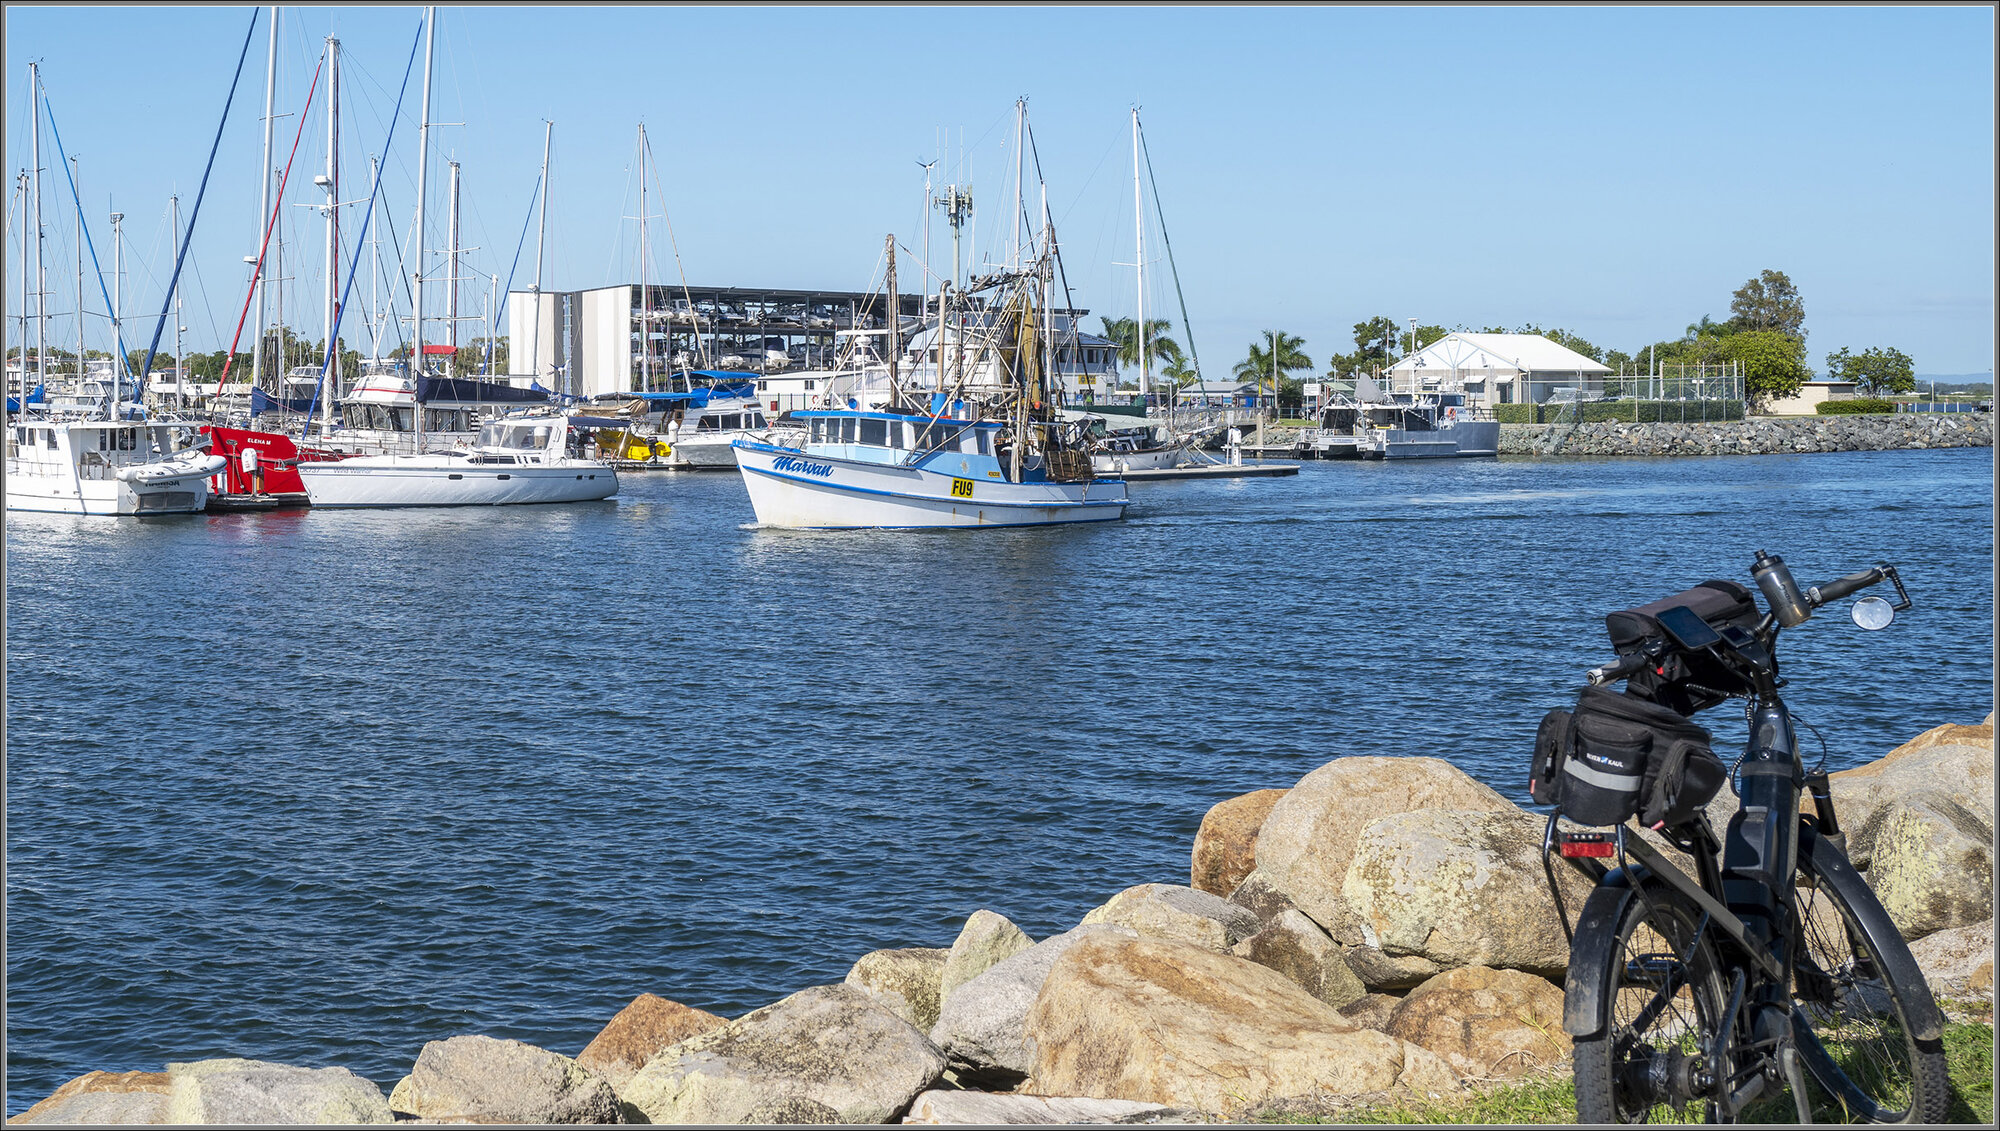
{"left": 1501, "top": 412, "right": 1992, "bottom": 457}
{"left": 11, "top": 717, "right": 1993, "bottom": 1125}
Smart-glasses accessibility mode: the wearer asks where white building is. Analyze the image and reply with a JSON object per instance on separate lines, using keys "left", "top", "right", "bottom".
{"left": 1385, "top": 332, "right": 1609, "bottom": 406}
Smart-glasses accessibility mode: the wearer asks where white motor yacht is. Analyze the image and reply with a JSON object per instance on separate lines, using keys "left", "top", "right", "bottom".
{"left": 296, "top": 411, "right": 617, "bottom": 508}
{"left": 6, "top": 417, "right": 227, "bottom": 515}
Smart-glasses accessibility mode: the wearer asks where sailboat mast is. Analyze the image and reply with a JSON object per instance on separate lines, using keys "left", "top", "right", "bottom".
{"left": 413, "top": 4, "right": 434, "bottom": 436}
{"left": 884, "top": 232, "right": 898, "bottom": 401}
{"left": 110, "top": 208, "right": 123, "bottom": 408}
{"left": 71, "top": 157, "right": 81, "bottom": 386}
{"left": 29, "top": 62, "right": 46, "bottom": 386}
{"left": 322, "top": 35, "right": 340, "bottom": 433}
{"left": 15, "top": 173, "right": 27, "bottom": 388}
{"left": 1011, "top": 99, "right": 1023, "bottom": 271}
{"left": 637, "top": 122, "right": 648, "bottom": 391}
{"left": 1132, "top": 107, "right": 1146, "bottom": 406}
{"left": 530, "top": 120, "right": 550, "bottom": 385}
{"left": 172, "top": 193, "right": 183, "bottom": 414}
{"left": 253, "top": 5, "right": 276, "bottom": 392}
{"left": 447, "top": 159, "right": 460, "bottom": 372}
{"left": 367, "top": 154, "right": 381, "bottom": 358}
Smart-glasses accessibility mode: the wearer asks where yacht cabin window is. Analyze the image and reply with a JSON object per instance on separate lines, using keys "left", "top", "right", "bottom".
{"left": 45, "top": 428, "right": 57, "bottom": 450}
{"left": 859, "top": 418, "right": 888, "bottom": 446}
{"left": 840, "top": 418, "right": 856, "bottom": 444}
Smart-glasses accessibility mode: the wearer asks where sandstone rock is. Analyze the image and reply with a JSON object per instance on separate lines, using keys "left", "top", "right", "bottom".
{"left": 1865, "top": 795, "right": 1994, "bottom": 939}
{"left": 1907, "top": 919, "right": 1996, "bottom": 1000}
{"left": 1254, "top": 757, "right": 1514, "bottom": 946}
{"left": 1385, "top": 966, "right": 1569, "bottom": 1081}
{"left": 1827, "top": 733, "right": 1993, "bottom": 869}
{"left": 1225, "top": 870, "right": 1298, "bottom": 925}
{"left": 621, "top": 983, "right": 945, "bottom": 1125}
{"left": 1080, "top": 883, "right": 1260, "bottom": 952}
{"left": 162, "top": 1058, "right": 392, "bottom": 1124}
{"left": 1341, "top": 808, "right": 1592, "bottom": 986}
{"left": 1232, "top": 908, "right": 1365, "bottom": 1010}
{"left": 1025, "top": 933, "right": 1461, "bottom": 1116}
{"left": 930, "top": 924, "right": 1134, "bottom": 1084}
{"left": 1336, "top": 994, "right": 1402, "bottom": 1032}
{"left": 576, "top": 993, "right": 727, "bottom": 1089}
{"left": 8, "top": 1071, "right": 170, "bottom": 1125}
{"left": 847, "top": 947, "right": 950, "bottom": 1032}
{"left": 901, "top": 1090, "right": 1172, "bottom": 1124}
{"left": 938, "top": 911, "right": 1035, "bottom": 1006}
{"left": 386, "top": 1035, "right": 620, "bottom": 1124}
{"left": 1190, "top": 789, "right": 1288, "bottom": 896}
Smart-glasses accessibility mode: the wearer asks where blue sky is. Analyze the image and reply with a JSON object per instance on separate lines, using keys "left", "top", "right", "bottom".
{"left": 5, "top": 5, "right": 1994, "bottom": 376}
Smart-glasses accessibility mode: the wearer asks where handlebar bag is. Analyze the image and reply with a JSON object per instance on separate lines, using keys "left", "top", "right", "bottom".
{"left": 1605, "top": 579, "right": 1761, "bottom": 715}
{"left": 1549, "top": 686, "right": 1725, "bottom": 829}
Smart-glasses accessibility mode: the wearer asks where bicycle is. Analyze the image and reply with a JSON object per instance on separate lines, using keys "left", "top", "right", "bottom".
{"left": 1531, "top": 550, "right": 1950, "bottom": 1124}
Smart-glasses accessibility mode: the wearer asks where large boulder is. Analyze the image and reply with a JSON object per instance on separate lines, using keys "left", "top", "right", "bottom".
{"left": 1906, "top": 919, "right": 1995, "bottom": 1000}
{"left": 620, "top": 983, "right": 945, "bottom": 1125}
{"left": 1384, "top": 966, "right": 1569, "bottom": 1081}
{"left": 1864, "top": 795, "right": 1994, "bottom": 939}
{"left": 1232, "top": 908, "right": 1366, "bottom": 1010}
{"left": 1810, "top": 721, "right": 1994, "bottom": 869}
{"left": 1080, "top": 883, "right": 1260, "bottom": 952}
{"left": 1024, "top": 933, "right": 1461, "bottom": 1116}
{"left": 1254, "top": 757, "right": 1514, "bottom": 946}
{"left": 1191, "top": 789, "right": 1288, "bottom": 896}
{"left": 577, "top": 994, "right": 727, "bottom": 1089}
{"left": 929, "top": 924, "right": 1134, "bottom": 1084}
{"left": 846, "top": 947, "right": 950, "bottom": 1032}
{"left": 938, "top": 911, "right": 1035, "bottom": 1007}
{"left": 1225, "top": 870, "right": 1298, "bottom": 926}
{"left": 387, "top": 1035, "right": 621, "bottom": 1124}
{"left": 1340, "top": 809, "right": 1592, "bottom": 986}
{"left": 901, "top": 1090, "right": 1175, "bottom": 1124}
{"left": 8, "top": 1071, "right": 171, "bottom": 1126}
{"left": 161, "top": 1059, "right": 392, "bottom": 1124}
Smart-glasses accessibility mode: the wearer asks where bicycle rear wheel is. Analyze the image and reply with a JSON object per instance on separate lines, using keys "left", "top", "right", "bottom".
{"left": 1789, "top": 830, "right": 1950, "bottom": 1123}
{"left": 1572, "top": 878, "right": 1734, "bottom": 1123}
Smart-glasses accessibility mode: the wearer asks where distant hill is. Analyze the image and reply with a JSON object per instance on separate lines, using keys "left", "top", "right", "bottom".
{"left": 1915, "top": 373, "right": 1992, "bottom": 395}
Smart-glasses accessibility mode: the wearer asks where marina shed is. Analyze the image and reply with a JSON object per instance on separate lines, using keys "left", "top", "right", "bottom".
{"left": 1386, "top": 332, "right": 1609, "bottom": 407}
{"left": 1760, "top": 379, "right": 1858, "bottom": 416}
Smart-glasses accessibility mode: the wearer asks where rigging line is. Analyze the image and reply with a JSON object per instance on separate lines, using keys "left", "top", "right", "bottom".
{"left": 137, "top": 8, "right": 262, "bottom": 391}
{"left": 1139, "top": 122, "right": 1200, "bottom": 380}
{"left": 489, "top": 170, "right": 539, "bottom": 375}
{"left": 642, "top": 127, "right": 708, "bottom": 370}
{"left": 217, "top": 46, "right": 326, "bottom": 388}
{"left": 300, "top": 12, "right": 425, "bottom": 437}
{"left": 1024, "top": 125, "right": 1082, "bottom": 363}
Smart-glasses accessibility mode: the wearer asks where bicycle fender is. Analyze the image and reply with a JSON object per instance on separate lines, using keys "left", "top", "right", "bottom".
{"left": 1798, "top": 826, "right": 1944, "bottom": 1041}
{"left": 1562, "top": 869, "right": 1637, "bottom": 1039}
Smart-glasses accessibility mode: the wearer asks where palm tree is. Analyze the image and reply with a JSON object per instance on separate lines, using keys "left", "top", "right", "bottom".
{"left": 1100, "top": 316, "right": 1183, "bottom": 388}
{"left": 1233, "top": 330, "right": 1312, "bottom": 415}
{"left": 1159, "top": 354, "right": 1199, "bottom": 388}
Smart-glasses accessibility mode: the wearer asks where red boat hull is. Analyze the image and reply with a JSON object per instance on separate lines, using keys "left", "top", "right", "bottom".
{"left": 201, "top": 425, "right": 310, "bottom": 499}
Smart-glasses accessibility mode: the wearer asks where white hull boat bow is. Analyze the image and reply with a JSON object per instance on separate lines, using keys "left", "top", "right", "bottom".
{"left": 297, "top": 412, "right": 617, "bottom": 508}
{"left": 6, "top": 419, "right": 225, "bottom": 515}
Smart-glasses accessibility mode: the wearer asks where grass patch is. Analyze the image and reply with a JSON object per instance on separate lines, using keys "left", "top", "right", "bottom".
{"left": 1254, "top": 1021, "right": 1993, "bottom": 1125}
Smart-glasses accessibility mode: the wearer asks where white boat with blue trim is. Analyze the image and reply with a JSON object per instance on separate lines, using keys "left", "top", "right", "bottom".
{"left": 733, "top": 408, "right": 1125, "bottom": 528}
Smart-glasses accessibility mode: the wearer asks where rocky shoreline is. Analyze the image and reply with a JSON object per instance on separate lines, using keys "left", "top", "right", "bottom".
{"left": 12, "top": 717, "right": 1993, "bottom": 1126}
{"left": 1498, "top": 412, "right": 1993, "bottom": 457}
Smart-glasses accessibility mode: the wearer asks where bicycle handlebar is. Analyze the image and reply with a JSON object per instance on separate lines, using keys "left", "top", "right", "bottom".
{"left": 1808, "top": 566, "right": 1888, "bottom": 607}
{"left": 1586, "top": 651, "right": 1653, "bottom": 687}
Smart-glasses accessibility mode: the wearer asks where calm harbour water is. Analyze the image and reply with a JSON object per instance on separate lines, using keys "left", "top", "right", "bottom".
{"left": 5, "top": 446, "right": 1993, "bottom": 1110}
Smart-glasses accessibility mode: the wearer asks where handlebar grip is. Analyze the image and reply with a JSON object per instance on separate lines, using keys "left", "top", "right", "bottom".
{"left": 1809, "top": 567, "right": 1886, "bottom": 606}
{"left": 1587, "top": 652, "right": 1652, "bottom": 686}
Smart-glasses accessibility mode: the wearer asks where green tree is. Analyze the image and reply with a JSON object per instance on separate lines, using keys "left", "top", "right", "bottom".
{"left": 1824, "top": 346, "right": 1916, "bottom": 396}
{"left": 1099, "top": 316, "right": 1182, "bottom": 378}
{"left": 1327, "top": 315, "right": 1399, "bottom": 378}
{"left": 1729, "top": 269, "right": 1805, "bottom": 341}
{"left": 1234, "top": 330, "right": 1312, "bottom": 409}
{"left": 1158, "top": 353, "right": 1199, "bottom": 388}
{"left": 1723, "top": 330, "right": 1812, "bottom": 401}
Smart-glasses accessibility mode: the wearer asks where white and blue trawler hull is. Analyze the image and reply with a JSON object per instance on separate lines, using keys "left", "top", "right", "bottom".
{"left": 733, "top": 440, "right": 1126, "bottom": 529}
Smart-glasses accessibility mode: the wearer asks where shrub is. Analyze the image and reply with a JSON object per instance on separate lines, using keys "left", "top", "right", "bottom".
{"left": 1815, "top": 398, "right": 1897, "bottom": 415}
{"left": 1493, "top": 404, "right": 1535, "bottom": 424}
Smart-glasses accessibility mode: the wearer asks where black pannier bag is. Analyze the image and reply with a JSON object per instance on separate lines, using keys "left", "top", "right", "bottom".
{"left": 1533, "top": 686, "right": 1728, "bottom": 830}
{"left": 1605, "top": 580, "right": 1761, "bottom": 715}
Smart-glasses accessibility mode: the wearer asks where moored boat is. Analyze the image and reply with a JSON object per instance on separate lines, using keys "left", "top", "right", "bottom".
{"left": 295, "top": 411, "right": 617, "bottom": 508}
{"left": 6, "top": 417, "right": 227, "bottom": 515}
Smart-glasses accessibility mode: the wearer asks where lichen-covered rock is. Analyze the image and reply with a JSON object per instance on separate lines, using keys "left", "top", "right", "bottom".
{"left": 1865, "top": 795, "right": 1994, "bottom": 939}
{"left": 845, "top": 947, "right": 949, "bottom": 1032}
{"left": 7, "top": 1071, "right": 171, "bottom": 1125}
{"left": 929, "top": 924, "right": 1134, "bottom": 1084}
{"left": 1232, "top": 908, "right": 1366, "bottom": 1010}
{"left": 1340, "top": 808, "right": 1592, "bottom": 986}
{"left": 621, "top": 983, "right": 944, "bottom": 1125}
{"left": 1080, "top": 883, "right": 1261, "bottom": 952}
{"left": 1226, "top": 869, "right": 1299, "bottom": 926}
{"left": 577, "top": 993, "right": 727, "bottom": 1089}
{"left": 1384, "top": 966, "right": 1569, "bottom": 1081}
{"left": 938, "top": 910, "right": 1034, "bottom": 1006}
{"left": 1191, "top": 789, "right": 1288, "bottom": 896}
{"left": 1826, "top": 727, "right": 1993, "bottom": 869}
{"left": 386, "top": 1035, "right": 620, "bottom": 1124}
{"left": 162, "top": 1058, "right": 392, "bottom": 1124}
{"left": 1254, "top": 757, "right": 1514, "bottom": 947}
{"left": 1907, "top": 919, "right": 1995, "bottom": 1000}
{"left": 1024, "top": 933, "right": 1461, "bottom": 1116}
{"left": 1336, "top": 993, "right": 1403, "bottom": 1032}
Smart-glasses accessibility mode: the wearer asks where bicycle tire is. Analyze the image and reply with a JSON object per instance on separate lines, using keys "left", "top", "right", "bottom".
{"left": 1572, "top": 877, "right": 1735, "bottom": 1124}
{"left": 1788, "top": 830, "right": 1950, "bottom": 1123}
